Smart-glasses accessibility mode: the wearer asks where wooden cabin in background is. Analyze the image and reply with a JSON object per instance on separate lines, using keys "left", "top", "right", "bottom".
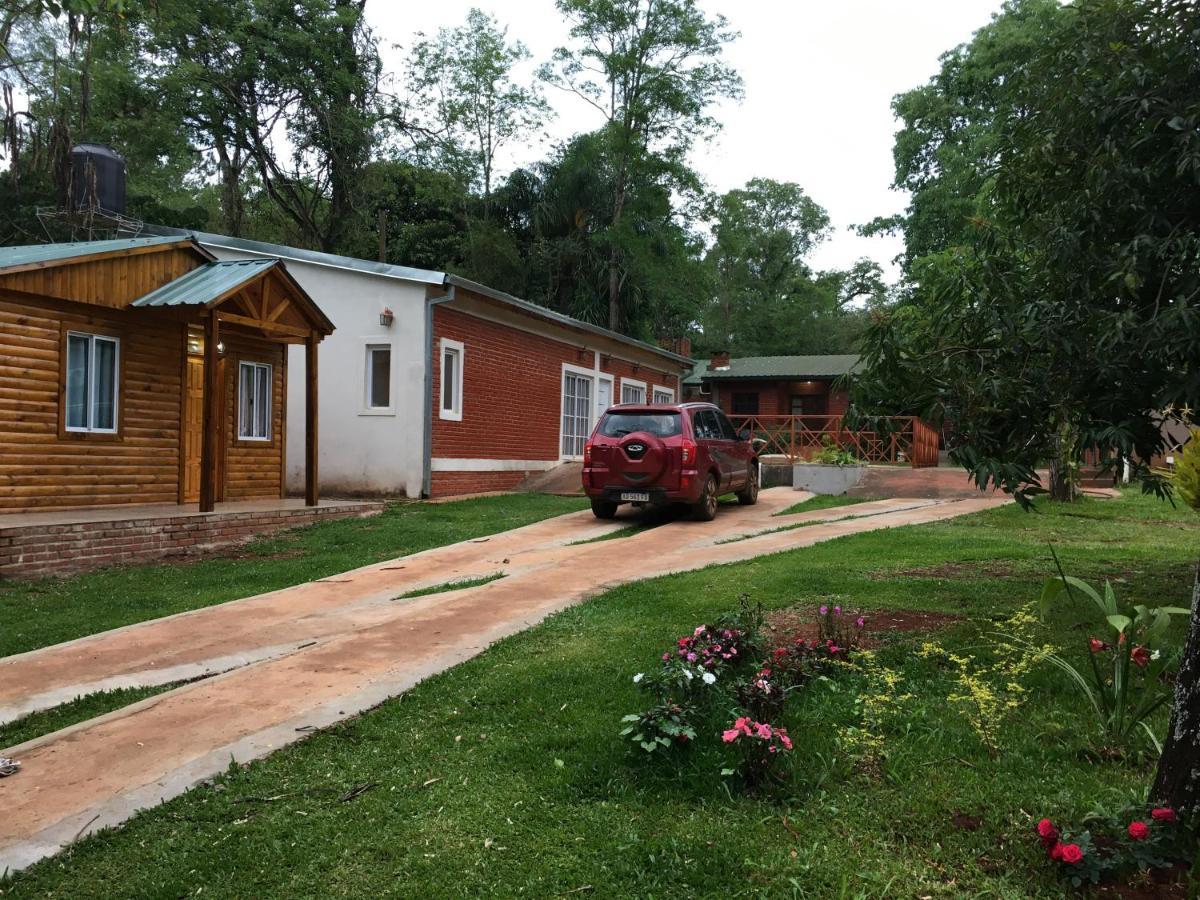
{"left": 0, "top": 236, "right": 333, "bottom": 514}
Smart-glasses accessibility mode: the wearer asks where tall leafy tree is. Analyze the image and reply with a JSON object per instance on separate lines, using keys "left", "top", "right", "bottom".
{"left": 541, "top": 0, "right": 741, "bottom": 331}
{"left": 406, "top": 8, "right": 549, "bottom": 208}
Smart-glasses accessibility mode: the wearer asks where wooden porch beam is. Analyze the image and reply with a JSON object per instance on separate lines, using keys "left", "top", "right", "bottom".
{"left": 305, "top": 331, "right": 319, "bottom": 507}
{"left": 199, "top": 313, "right": 220, "bottom": 512}
{"left": 215, "top": 310, "right": 310, "bottom": 338}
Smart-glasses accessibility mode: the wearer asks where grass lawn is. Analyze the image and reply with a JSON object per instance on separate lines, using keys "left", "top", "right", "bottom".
{"left": 0, "top": 493, "right": 586, "bottom": 659}
{"left": 3, "top": 491, "right": 1198, "bottom": 898}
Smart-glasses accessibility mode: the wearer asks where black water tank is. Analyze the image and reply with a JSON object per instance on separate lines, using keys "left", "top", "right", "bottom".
{"left": 70, "top": 143, "right": 126, "bottom": 214}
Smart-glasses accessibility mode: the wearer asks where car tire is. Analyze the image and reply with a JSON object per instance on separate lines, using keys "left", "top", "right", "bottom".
{"left": 692, "top": 474, "right": 719, "bottom": 522}
{"left": 591, "top": 499, "right": 619, "bottom": 519}
{"left": 736, "top": 464, "right": 759, "bottom": 506}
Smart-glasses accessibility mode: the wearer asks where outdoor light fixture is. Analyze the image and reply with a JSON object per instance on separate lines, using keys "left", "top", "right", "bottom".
{"left": 216, "top": 340, "right": 226, "bottom": 355}
{"left": 379, "top": 307, "right": 394, "bottom": 327}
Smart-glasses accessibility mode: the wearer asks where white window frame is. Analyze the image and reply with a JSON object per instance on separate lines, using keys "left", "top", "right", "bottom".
{"left": 560, "top": 362, "right": 597, "bottom": 461}
{"left": 361, "top": 342, "right": 395, "bottom": 415}
{"left": 620, "top": 377, "right": 647, "bottom": 405}
{"left": 652, "top": 384, "right": 675, "bottom": 404}
{"left": 64, "top": 331, "right": 120, "bottom": 434}
{"left": 237, "top": 360, "right": 273, "bottom": 442}
{"left": 439, "top": 338, "right": 464, "bottom": 422}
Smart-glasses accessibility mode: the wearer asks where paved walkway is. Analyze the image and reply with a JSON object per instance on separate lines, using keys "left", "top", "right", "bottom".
{"left": 0, "top": 489, "right": 1006, "bottom": 872}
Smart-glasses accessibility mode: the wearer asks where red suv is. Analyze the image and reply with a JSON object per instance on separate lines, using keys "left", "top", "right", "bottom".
{"left": 582, "top": 402, "right": 759, "bottom": 521}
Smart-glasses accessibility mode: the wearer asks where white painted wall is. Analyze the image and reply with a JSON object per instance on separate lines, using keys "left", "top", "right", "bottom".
{"left": 205, "top": 245, "right": 430, "bottom": 498}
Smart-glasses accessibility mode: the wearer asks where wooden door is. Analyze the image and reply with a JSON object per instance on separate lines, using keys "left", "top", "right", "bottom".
{"left": 182, "top": 356, "right": 204, "bottom": 502}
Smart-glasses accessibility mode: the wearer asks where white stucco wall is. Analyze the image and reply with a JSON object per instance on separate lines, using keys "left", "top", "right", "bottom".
{"left": 205, "top": 244, "right": 430, "bottom": 498}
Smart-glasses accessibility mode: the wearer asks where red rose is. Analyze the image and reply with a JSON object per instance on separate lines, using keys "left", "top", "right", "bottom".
{"left": 1151, "top": 807, "right": 1176, "bottom": 823}
{"left": 1036, "top": 818, "right": 1059, "bottom": 846}
{"left": 1131, "top": 645, "right": 1151, "bottom": 668}
{"left": 1127, "top": 821, "right": 1150, "bottom": 841}
{"left": 1059, "top": 843, "right": 1084, "bottom": 865}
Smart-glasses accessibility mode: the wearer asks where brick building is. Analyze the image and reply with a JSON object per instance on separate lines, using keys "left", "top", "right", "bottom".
{"left": 145, "top": 227, "right": 693, "bottom": 499}
{"left": 682, "top": 352, "right": 859, "bottom": 417}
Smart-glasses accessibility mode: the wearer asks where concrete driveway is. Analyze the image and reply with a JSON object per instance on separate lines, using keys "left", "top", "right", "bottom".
{"left": 0, "top": 488, "right": 1005, "bottom": 872}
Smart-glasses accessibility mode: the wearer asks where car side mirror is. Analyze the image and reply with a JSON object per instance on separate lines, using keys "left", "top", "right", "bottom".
{"left": 738, "top": 428, "right": 752, "bottom": 442}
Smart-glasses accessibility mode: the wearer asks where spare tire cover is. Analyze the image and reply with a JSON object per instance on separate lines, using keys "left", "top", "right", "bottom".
{"left": 616, "top": 431, "right": 668, "bottom": 482}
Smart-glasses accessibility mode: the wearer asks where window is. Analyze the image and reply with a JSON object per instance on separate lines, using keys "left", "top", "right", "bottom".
{"left": 238, "top": 361, "right": 272, "bottom": 441}
{"left": 652, "top": 385, "right": 675, "bottom": 404}
{"left": 65, "top": 331, "right": 119, "bottom": 433}
{"left": 716, "top": 411, "right": 739, "bottom": 441}
{"left": 599, "top": 411, "right": 681, "bottom": 438}
{"left": 692, "top": 409, "right": 722, "bottom": 440}
{"left": 561, "top": 370, "right": 593, "bottom": 458}
{"left": 365, "top": 344, "right": 392, "bottom": 410}
{"left": 731, "top": 391, "right": 759, "bottom": 415}
{"left": 621, "top": 378, "right": 646, "bottom": 404}
{"left": 439, "top": 338, "right": 464, "bottom": 421}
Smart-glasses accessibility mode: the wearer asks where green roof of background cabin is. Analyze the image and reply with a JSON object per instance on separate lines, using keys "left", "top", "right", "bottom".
{"left": 683, "top": 354, "right": 861, "bottom": 385}
{"left": 0, "top": 236, "right": 196, "bottom": 271}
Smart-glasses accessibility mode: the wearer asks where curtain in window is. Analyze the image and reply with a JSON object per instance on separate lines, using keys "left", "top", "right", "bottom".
{"left": 66, "top": 334, "right": 90, "bottom": 429}
{"left": 93, "top": 338, "right": 117, "bottom": 430}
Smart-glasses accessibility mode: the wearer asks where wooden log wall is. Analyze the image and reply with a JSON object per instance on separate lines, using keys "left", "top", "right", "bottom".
{"left": 221, "top": 330, "right": 286, "bottom": 501}
{"left": 0, "top": 293, "right": 184, "bottom": 511}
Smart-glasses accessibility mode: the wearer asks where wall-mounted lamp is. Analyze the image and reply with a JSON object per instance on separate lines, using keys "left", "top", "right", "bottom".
{"left": 216, "top": 340, "right": 226, "bottom": 355}
{"left": 379, "top": 307, "right": 395, "bottom": 327}
{"left": 632, "top": 363, "right": 641, "bottom": 374}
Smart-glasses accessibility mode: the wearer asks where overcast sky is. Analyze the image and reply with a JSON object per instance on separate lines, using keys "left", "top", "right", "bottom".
{"left": 370, "top": 0, "right": 1007, "bottom": 282}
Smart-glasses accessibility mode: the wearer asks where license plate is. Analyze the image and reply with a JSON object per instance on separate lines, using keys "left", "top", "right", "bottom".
{"left": 620, "top": 491, "right": 650, "bottom": 502}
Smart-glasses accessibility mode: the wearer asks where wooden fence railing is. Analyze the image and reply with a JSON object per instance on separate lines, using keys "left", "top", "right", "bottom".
{"left": 729, "top": 415, "right": 941, "bottom": 468}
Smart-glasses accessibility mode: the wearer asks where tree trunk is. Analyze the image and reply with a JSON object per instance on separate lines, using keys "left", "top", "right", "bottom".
{"left": 1048, "top": 417, "right": 1080, "bottom": 502}
{"left": 1151, "top": 559, "right": 1200, "bottom": 817}
{"left": 608, "top": 164, "right": 629, "bottom": 332}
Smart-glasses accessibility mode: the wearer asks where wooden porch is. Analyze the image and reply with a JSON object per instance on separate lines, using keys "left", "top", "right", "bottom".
{"left": 731, "top": 415, "right": 941, "bottom": 467}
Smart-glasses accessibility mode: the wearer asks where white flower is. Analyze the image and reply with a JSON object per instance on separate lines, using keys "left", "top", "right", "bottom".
{"left": 702, "top": 672, "right": 717, "bottom": 685}
{"left": 1151, "top": 649, "right": 1162, "bottom": 661}
{"left": 632, "top": 673, "right": 644, "bottom": 683}
{"left": 683, "top": 668, "right": 694, "bottom": 681}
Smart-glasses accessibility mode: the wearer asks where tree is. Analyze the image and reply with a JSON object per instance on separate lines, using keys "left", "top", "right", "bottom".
{"left": 406, "top": 8, "right": 549, "bottom": 209}
{"left": 702, "top": 177, "right": 829, "bottom": 350}
{"left": 541, "top": 0, "right": 741, "bottom": 331}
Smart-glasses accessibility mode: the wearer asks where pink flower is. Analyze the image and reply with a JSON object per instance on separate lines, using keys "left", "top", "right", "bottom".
{"left": 662, "top": 652, "right": 669, "bottom": 661}
{"left": 694, "top": 625, "right": 707, "bottom": 637}
{"left": 686, "top": 652, "right": 697, "bottom": 662}
{"left": 778, "top": 731, "right": 793, "bottom": 750}
{"left": 754, "top": 723, "right": 773, "bottom": 739}
{"left": 856, "top": 616, "right": 865, "bottom": 628}
{"left": 733, "top": 716, "right": 753, "bottom": 735}
{"left": 730, "top": 647, "right": 737, "bottom": 655}
{"left": 1131, "top": 645, "right": 1151, "bottom": 668}
{"left": 828, "top": 643, "right": 841, "bottom": 655}
{"left": 819, "top": 605, "right": 829, "bottom": 615}
{"left": 1151, "top": 807, "right": 1176, "bottom": 823}
{"left": 1088, "top": 637, "right": 1108, "bottom": 654}
{"left": 833, "top": 606, "right": 841, "bottom": 616}
{"left": 721, "top": 729, "right": 740, "bottom": 743}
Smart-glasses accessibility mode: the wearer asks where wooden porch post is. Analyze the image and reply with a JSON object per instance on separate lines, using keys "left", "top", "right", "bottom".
{"left": 199, "top": 313, "right": 220, "bottom": 512}
{"left": 305, "top": 330, "right": 319, "bottom": 506}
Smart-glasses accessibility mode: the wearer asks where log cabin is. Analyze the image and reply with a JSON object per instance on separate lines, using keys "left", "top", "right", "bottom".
{"left": 0, "top": 236, "right": 334, "bottom": 514}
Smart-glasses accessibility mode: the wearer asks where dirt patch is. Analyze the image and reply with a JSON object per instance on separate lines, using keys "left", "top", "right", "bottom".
{"left": 1093, "top": 865, "right": 1190, "bottom": 900}
{"left": 879, "top": 560, "right": 1026, "bottom": 580}
{"left": 764, "top": 606, "right": 964, "bottom": 647}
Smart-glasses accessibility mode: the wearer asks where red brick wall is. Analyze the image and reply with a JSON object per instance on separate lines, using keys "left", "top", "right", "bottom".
{"left": 0, "top": 502, "right": 383, "bottom": 578}
{"left": 430, "top": 304, "right": 682, "bottom": 497}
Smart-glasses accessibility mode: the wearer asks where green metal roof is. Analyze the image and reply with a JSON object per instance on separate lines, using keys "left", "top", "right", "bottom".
{"left": 683, "top": 354, "right": 861, "bottom": 385}
{"left": 0, "top": 236, "right": 196, "bottom": 271}
{"left": 131, "top": 258, "right": 277, "bottom": 308}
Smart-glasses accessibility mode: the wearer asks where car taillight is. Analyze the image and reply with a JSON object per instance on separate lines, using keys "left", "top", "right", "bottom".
{"left": 681, "top": 439, "right": 697, "bottom": 465}
{"left": 584, "top": 442, "right": 593, "bottom": 463}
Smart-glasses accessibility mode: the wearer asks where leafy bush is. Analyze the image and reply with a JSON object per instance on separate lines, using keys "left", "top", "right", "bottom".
{"left": 1036, "top": 804, "right": 1190, "bottom": 888}
{"left": 720, "top": 716, "right": 793, "bottom": 786}
{"left": 808, "top": 436, "right": 861, "bottom": 466}
{"left": 619, "top": 702, "right": 696, "bottom": 754}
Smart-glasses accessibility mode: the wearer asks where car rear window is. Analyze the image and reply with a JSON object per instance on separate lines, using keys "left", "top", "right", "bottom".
{"left": 598, "top": 411, "right": 682, "bottom": 438}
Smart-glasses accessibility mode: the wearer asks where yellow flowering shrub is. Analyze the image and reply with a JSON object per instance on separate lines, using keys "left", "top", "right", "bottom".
{"left": 839, "top": 649, "right": 912, "bottom": 773}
